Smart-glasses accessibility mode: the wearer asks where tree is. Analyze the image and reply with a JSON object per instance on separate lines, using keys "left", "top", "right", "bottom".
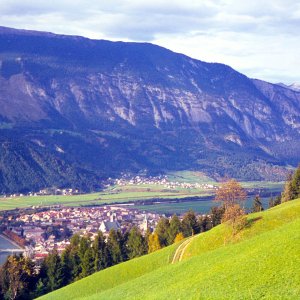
{"left": 126, "top": 226, "right": 147, "bottom": 259}
{"left": 45, "top": 249, "right": 64, "bottom": 291}
{"left": 79, "top": 236, "right": 90, "bottom": 263}
{"left": 251, "top": 195, "right": 264, "bottom": 213}
{"left": 215, "top": 179, "right": 247, "bottom": 209}
{"left": 119, "top": 230, "right": 129, "bottom": 262}
{"left": 61, "top": 246, "right": 73, "bottom": 285}
{"left": 144, "top": 228, "right": 151, "bottom": 253}
{"left": 168, "top": 214, "right": 182, "bottom": 244}
{"left": 210, "top": 206, "right": 225, "bottom": 227}
{"left": 181, "top": 210, "right": 200, "bottom": 237}
{"left": 34, "top": 278, "right": 47, "bottom": 298}
{"left": 34, "top": 259, "right": 48, "bottom": 297}
{"left": 281, "top": 173, "right": 294, "bottom": 202}
{"left": 215, "top": 179, "right": 247, "bottom": 235}
{"left": 69, "top": 234, "right": 82, "bottom": 280}
{"left": 198, "top": 215, "right": 211, "bottom": 233}
{"left": 148, "top": 233, "right": 161, "bottom": 253}
{"left": 222, "top": 204, "right": 246, "bottom": 236}
{"left": 282, "top": 166, "right": 300, "bottom": 202}
{"left": 174, "top": 232, "right": 184, "bottom": 243}
{"left": 80, "top": 247, "right": 94, "bottom": 278}
{"left": 269, "top": 195, "right": 281, "bottom": 208}
{"left": 107, "top": 229, "right": 123, "bottom": 265}
{"left": 291, "top": 164, "right": 300, "bottom": 199}
{"left": 92, "top": 231, "right": 107, "bottom": 272}
{"left": 0, "top": 255, "right": 36, "bottom": 300}
{"left": 155, "top": 217, "right": 170, "bottom": 247}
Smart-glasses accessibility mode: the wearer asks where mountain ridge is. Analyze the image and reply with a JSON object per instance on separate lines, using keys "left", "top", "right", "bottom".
{"left": 0, "top": 26, "right": 299, "bottom": 192}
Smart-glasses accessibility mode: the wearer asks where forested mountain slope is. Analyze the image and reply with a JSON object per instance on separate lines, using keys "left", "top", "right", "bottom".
{"left": 1, "top": 26, "right": 300, "bottom": 192}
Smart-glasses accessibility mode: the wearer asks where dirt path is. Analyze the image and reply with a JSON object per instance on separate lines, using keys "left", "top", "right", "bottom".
{"left": 172, "top": 236, "right": 193, "bottom": 264}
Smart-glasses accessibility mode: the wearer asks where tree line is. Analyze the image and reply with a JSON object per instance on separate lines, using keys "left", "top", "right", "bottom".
{"left": 267, "top": 164, "right": 300, "bottom": 208}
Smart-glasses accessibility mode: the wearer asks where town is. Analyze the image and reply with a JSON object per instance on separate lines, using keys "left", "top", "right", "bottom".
{"left": 1, "top": 175, "right": 218, "bottom": 199}
{"left": 114, "top": 175, "right": 218, "bottom": 190}
{"left": 0, "top": 205, "right": 162, "bottom": 263}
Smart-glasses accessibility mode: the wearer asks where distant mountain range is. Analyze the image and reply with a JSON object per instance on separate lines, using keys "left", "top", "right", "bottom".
{"left": 0, "top": 26, "right": 299, "bottom": 193}
{"left": 277, "top": 82, "right": 300, "bottom": 92}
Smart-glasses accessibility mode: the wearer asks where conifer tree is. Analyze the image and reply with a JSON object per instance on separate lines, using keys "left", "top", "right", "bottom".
{"left": 291, "top": 165, "right": 300, "bottom": 199}
{"left": 268, "top": 196, "right": 275, "bottom": 208}
{"left": 282, "top": 173, "right": 294, "bottom": 202}
{"left": 252, "top": 195, "right": 264, "bottom": 212}
{"left": 61, "top": 245, "right": 73, "bottom": 285}
{"left": 69, "top": 234, "right": 82, "bottom": 280}
{"left": 34, "top": 258, "right": 48, "bottom": 296}
{"left": 92, "top": 231, "right": 107, "bottom": 272}
{"left": 168, "top": 214, "right": 182, "bottom": 244}
{"left": 281, "top": 165, "right": 300, "bottom": 202}
{"left": 79, "top": 236, "right": 90, "bottom": 262}
{"left": 198, "top": 215, "right": 211, "bottom": 232}
{"left": 127, "top": 226, "right": 147, "bottom": 259}
{"left": 107, "top": 229, "right": 123, "bottom": 265}
{"left": 155, "top": 217, "right": 170, "bottom": 247}
{"left": 181, "top": 210, "right": 200, "bottom": 237}
{"left": 81, "top": 247, "right": 94, "bottom": 278}
{"left": 210, "top": 206, "right": 225, "bottom": 227}
{"left": 274, "top": 195, "right": 281, "bottom": 206}
{"left": 45, "top": 250, "right": 64, "bottom": 291}
{"left": 119, "top": 230, "right": 129, "bottom": 262}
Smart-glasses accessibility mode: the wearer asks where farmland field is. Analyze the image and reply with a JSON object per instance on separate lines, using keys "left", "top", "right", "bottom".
{"left": 132, "top": 196, "right": 272, "bottom": 214}
{"left": 0, "top": 172, "right": 284, "bottom": 213}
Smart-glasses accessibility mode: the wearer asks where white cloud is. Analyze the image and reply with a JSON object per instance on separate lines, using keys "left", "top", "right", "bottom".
{"left": 0, "top": 0, "right": 299, "bottom": 83}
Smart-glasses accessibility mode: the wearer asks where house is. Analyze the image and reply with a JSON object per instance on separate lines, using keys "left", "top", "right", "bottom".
{"left": 99, "top": 212, "right": 121, "bottom": 233}
{"left": 139, "top": 214, "right": 148, "bottom": 233}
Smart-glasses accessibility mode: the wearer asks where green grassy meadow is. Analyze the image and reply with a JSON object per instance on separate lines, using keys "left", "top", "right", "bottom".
{"left": 40, "top": 199, "right": 300, "bottom": 300}
{"left": 165, "top": 171, "right": 215, "bottom": 183}
{"left": 0, "top": 171, "right": 217, "bottom": 211}
{"left": 0, "top": 188, "right": 212, "bottom": 211}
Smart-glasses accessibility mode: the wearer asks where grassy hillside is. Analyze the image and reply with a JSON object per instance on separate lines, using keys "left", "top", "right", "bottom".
{"left": 38, "top": 239, "right": 180, "bottom": 300}
{"left": 39, "top": 199, "right": 300, "bottom": 300}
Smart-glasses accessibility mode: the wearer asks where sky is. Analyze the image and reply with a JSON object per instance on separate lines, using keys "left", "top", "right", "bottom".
{"left": 0, "top": 0, "right": 299, "bottom": 84}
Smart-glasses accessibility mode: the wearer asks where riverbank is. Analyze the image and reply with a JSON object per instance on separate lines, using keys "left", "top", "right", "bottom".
{"left": 0, "top": 233, "right": 23, "bottom": 249}
{"left": 0, "top": 234, "right": 24, "bottom": 265}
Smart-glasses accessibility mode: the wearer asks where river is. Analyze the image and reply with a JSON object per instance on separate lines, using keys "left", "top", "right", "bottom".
{"left": 0, "top": 234, "right": 23, "bottom": 265}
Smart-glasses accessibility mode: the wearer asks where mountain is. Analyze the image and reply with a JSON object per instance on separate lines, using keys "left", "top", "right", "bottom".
{"left": 39, "top": 199, "right": 300, "bottom": 299}
{"left": 277, "top": 82, "right": 300, "bottom": 92}
{"left": 0, "top": 26, "right": 300, "bottom": 193}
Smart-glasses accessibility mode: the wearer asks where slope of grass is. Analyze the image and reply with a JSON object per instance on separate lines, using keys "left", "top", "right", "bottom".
{"left": 86, "top": 216, "right": 299, "bottom": 300}
{"left": 39, "top": 240, "right": 180, "bottom": 300}
{"left": 40, "top": 199, "right": 300, "bottom": 300}
{"left": 183, "top": 197, "right": 300, "bottom": 259}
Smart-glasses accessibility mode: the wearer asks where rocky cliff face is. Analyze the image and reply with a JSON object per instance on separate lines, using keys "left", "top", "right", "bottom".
{"left": 0, "top": 26, "right": 299, "bottom": 192}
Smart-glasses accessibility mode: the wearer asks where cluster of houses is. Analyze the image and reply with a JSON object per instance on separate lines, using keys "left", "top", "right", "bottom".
{"left": 8, "top": 205, "right": 160, "bottom": 262}
{"left": 2, "top": 188, "right": 81, "bottom": 198}
{"left": 114, "top": 175, "right": 217, "bottom": 190}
